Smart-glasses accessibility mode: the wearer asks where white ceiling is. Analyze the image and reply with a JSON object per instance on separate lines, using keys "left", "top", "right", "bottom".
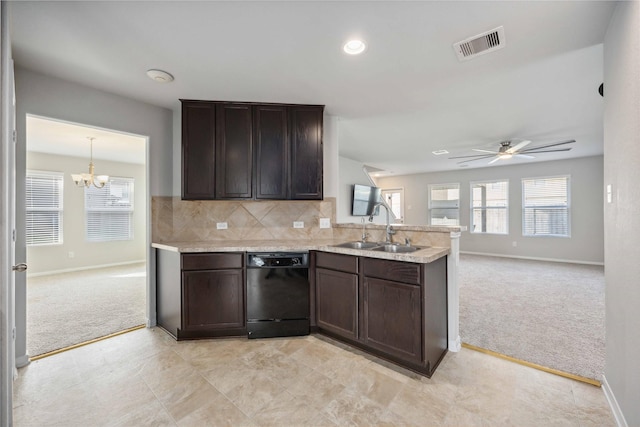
{"left": 27, "top": 116, "right": 146, "bottom": 164}
{"left": 9, "top": 1, "right": 616, "bottom": 175}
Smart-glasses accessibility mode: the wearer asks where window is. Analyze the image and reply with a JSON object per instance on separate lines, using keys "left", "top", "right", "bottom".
{"left": 522, "top": 176, "right": 570, "bottom": 237}
{"left": 471, "top": 180, "right": 508, "bottom": 234}
{"left": 25, "top": 170, "right": 64, "bottom": 246}
{"left": 381, "top": 188, "right": 404, "bottom": 223}
{"left": 85, "top": 177, "right": 134, "bottom": 242}
{"left": 428, "top": 183, "right": 459, "bottom": 225}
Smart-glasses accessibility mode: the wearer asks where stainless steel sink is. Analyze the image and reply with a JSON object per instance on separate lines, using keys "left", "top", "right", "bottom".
{"left": 372, "top": 244, "right": 424, "bottom": 253}
{"left": 333, "top": 241, "right": 381, "bottom": 250}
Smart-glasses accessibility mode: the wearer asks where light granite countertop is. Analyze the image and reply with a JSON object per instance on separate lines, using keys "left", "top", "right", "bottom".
{"left": 152, "top": 239, "right": 449, "bottom": 264}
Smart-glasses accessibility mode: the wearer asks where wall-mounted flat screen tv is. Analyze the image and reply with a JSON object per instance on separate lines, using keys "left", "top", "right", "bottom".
{"left": 352, "top": 184, "right": 381, "bottom": 216}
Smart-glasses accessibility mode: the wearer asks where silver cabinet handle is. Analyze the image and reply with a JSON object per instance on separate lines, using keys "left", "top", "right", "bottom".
{"left": 12, "top": 263, "right": 27, "bottom": 273}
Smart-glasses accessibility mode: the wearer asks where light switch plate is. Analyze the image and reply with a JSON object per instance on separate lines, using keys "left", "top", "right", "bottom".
{"left": 216, "top": 222, "right": 228, "bottom": 230}
{"left": 293, "top": 221, "right": 304, "bottom": 229}
{"left": 319, "top": 218, "right": 331, "bottom": 229}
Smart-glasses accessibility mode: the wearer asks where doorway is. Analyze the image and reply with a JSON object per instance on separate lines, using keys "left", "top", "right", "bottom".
{"left": 25, "top": 115, "right": 148, "bottom": 357}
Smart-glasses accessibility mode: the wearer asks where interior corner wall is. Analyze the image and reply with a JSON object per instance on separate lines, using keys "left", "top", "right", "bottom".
{"left": 26, "top": 152, "right": 146, "bottom": 275}
{"left": 603, "top": 2, "right": 640, "bottom": 426}
{"left": 375, "top": 156, "right": 604, "bottom": 264}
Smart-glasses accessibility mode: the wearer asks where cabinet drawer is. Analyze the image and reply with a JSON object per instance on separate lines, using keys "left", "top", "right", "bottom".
{"left": 362, "top": 258, "right": 421, "bottom": 286}
{"left": 182, "top": 253, "right": 244, "bottom": 270}
{"left": 316, "top": 252, "right": 358, "bottom": 274}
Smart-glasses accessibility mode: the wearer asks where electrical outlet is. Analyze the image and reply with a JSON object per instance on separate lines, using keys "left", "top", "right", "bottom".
{"left": 68, "top": 251, "right": 75, "bottom": 258}
{"left": 512, "top": 241, "right": 517, "bottom": 247}
{"left": 293, "top": 221, "right": 304, "bottom": 229}
{"left": 319, "top": 218, "right": 331, "bottom": 229}
{"left": 216, "top": 222, "right": 228, "bottom": 230}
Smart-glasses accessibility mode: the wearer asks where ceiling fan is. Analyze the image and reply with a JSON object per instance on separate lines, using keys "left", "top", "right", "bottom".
{"left": 449, "top": 139, "right": 575, "bottom": 165}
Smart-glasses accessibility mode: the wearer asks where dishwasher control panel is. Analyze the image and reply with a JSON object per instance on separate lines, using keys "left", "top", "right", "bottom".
{"left": 246, "top": 252, "right": 309, "bottom": 268}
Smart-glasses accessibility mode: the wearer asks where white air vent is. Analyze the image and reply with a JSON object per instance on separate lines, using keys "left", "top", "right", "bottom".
{"left": 453, "top": 26, "right": 505, "bottom": 61}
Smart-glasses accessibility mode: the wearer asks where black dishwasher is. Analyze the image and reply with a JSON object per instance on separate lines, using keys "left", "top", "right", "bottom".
{"left": 246, "top": 252, "right": 310, "bottom": 339}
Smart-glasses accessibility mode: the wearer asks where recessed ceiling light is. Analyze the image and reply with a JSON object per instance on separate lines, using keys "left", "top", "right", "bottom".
{"left": 146, "top": 69, "right": 174, "bottom": 83}
{"left": 432, "top": 149, "right": 449, "bottom": 155}
{"left": 343, "top": 39, "right": 366, "bottom": 55}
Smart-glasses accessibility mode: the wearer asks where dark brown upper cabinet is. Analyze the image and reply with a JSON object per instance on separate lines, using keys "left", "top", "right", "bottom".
{"left": 290, "top": 105, "right": 323, "bottom": 199}
{"left": 254, "top": 105, "right": 288, "bottom": 199}
{"left": 215, "top": 103, "right": 253, "bottom": 199}
{"left": 181, "top": 99, "right": 323, "bottom": 200}
{"left": 182, "top": 101, "right": 216, "bottom": 199}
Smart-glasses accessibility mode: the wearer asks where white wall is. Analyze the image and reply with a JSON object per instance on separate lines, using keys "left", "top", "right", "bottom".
{"left": 26, "top": 152, "right": 146, "bottom": 275}
{"left": 603, "top": 2, "right": 640, "bottom": 426}
{"left": 375, "top": 156, "right": 604, "bottom": 264}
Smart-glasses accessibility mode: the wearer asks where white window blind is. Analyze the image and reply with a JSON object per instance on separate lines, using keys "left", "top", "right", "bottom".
{"left": 26, "top": 170, "right": 64, "bottom": 246}
{"left": 428, "top": 183, "right": 460, "bottom": 225}
{"left": 85, "top": 177, "right": 134, "bottom": 242}
{"left": 522, "top": 176, "right": 570, "bottom": 237}
{"left": 471, "top": 180, "right": 508, "bottom": 234}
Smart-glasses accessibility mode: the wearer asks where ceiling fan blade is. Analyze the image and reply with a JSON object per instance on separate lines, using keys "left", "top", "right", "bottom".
{"left": 472, "top": 149, "right": 499, "bottom": 154}
{"left": 488, "top": 157, "right": 502, "bottom": 164}
{"left": 520, "top": 148, "right": 572, "bottom": 154}
{"left": 449, "top": 153, "right": 499, "bottom": 159}
{"left": 514, "top": 153, "right": 535, "bottom": 159}
{"left": 506, "top": 140, "right": 531, "bottom": 154}
{"left": 456, "top": 155, "right": 496, "bottom": 164}
{"left": 520, "top": 139, "right": 575, "bottom": 152}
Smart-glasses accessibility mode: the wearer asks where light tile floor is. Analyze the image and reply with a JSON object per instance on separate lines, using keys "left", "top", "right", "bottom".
{"left": 13, "top": 327, "right": 615, "bottom": 426}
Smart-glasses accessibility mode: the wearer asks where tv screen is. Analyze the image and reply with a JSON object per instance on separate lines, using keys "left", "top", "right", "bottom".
{"left": 352, "top": 184, "right": 381, "bottom": 216}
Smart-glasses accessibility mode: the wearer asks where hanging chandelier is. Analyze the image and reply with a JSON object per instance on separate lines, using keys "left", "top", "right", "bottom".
{"left": 71, "top": 137, "right": 109, "bottom": 188}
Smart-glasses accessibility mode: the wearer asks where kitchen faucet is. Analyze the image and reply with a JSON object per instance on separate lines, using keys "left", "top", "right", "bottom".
{"left": 360, "top": 217, "right": 369, "bottom": 242}
{"left": 369, "top": 202, "right": 396, "bottom": 243}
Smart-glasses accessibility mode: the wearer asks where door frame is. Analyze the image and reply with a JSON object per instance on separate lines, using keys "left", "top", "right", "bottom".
{"left": 1, "top": 2, "right": 16, "bottom": 422}
{"left": 18, "top": 115, "right": 151, "bottom": 362}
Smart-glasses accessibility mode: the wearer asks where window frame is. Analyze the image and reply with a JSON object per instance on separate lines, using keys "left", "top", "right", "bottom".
{"left": 25, "top": 170, "right": 64, "bottom": 247}
{"left": 428, "top": 183, "right": 460, "bottom": 226}
{"left": 470, "top": 179, "right": 509, "bottom": 235}
{"left": 521, "top": 175, "right": 571, "bottom": 238}
{"left": 84, "top": 176, "right": 135, "bottom": 242}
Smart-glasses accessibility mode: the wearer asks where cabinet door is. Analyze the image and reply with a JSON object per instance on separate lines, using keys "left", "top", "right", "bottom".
{"left": 182, "top": 101, "right": 216, "bottom": 199}
{"left": 289, "top": 105, "right": 323, "bottom": 200}
{"left": 316, "top": 268, "right": 358, "bottom": 340}
{"left": 182, "top": 269, "right": 245, "bottom": 331}
{"left": 254, "top": 105, "right": 288, "bottom": 199}
{"left": 215, "top": 103, "right": 253, "bottom": 198}
{"left": 363, "top": 277, "right": 422, "bottom": 364}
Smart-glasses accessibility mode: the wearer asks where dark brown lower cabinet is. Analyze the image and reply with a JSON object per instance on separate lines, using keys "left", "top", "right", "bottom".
{"left": 312, "top": 251, "right": 448, "bottom": 378}
{"left": 363, "top": 277, "right": 422, "bottom": 364}
{"left": 182, "top": 269, "right": 244, "bottom": 332}
{"left": 316, "top": 268, "right": 358, "bottom": 340}
{"left": 156, "top": 250, "right": 246, "bottom": 340}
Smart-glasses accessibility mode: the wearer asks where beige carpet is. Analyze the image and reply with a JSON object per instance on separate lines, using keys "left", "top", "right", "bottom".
{"left": 27, "top": 263, "right": 146, "bottom": 356}
{"left": 459, "top": 254, "right": 605, "bottom": 381}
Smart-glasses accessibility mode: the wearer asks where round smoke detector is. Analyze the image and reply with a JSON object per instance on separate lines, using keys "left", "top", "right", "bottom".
{"left": 146, "top": 69, "right": 174, "bottom": 83}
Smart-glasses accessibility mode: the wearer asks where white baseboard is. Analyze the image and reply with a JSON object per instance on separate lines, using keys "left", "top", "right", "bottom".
{"left": 449, "top": 335, "right": 461, "bottom": 352}
{"left": 15, "top": 354, "right": 30, "bottom": 369}
{"left": 27, "top": 259, "right": 146, "bottom": 278}
{"left": 602, "top": 375, "right": 629, "bottom": 427}
{"left": 460, "top": 251, "right": 604, "bottom": 266}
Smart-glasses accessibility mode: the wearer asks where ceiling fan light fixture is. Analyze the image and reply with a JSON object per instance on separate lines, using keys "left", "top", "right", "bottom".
{"left": 146, "top": 69, "right": 174, "bottom": 83}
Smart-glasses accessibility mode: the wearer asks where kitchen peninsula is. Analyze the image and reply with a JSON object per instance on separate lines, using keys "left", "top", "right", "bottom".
{"left": 152, "top": 199, "right": 464, "bottom": 377}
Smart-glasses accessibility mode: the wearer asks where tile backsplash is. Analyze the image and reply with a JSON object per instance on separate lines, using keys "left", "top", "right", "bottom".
{"left": 152, "top": 196, "right": 336, "bottom": 242}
